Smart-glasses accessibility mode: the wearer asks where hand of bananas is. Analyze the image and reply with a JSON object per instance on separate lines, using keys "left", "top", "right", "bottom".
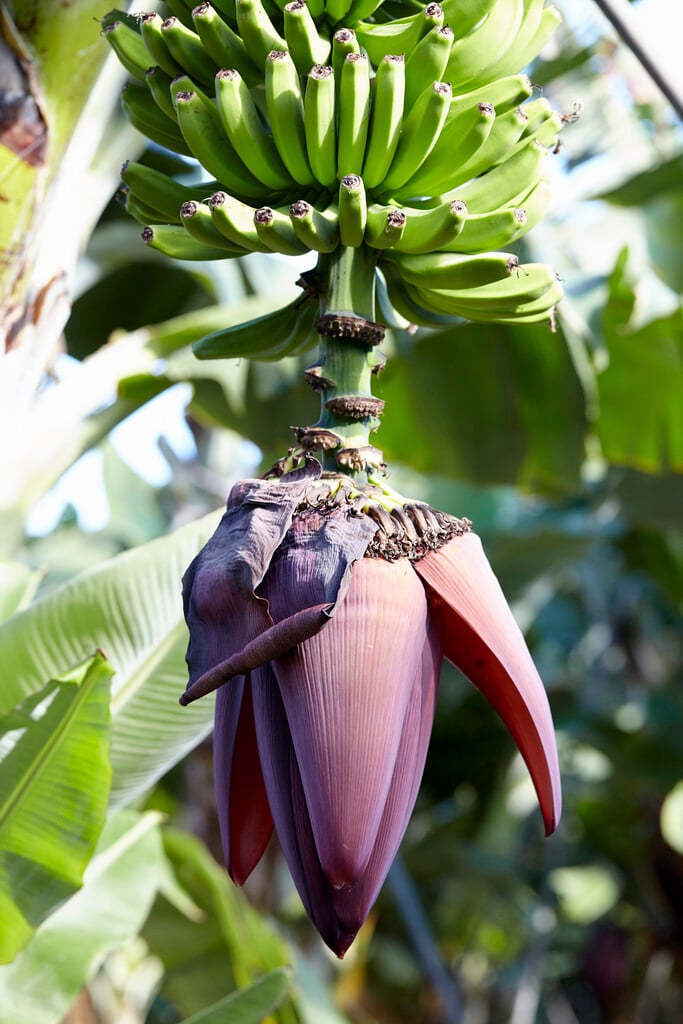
{"left": 105, "top": 0, "right": 568, "bottom": 357}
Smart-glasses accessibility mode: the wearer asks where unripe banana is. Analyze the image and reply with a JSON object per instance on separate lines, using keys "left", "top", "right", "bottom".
{"left": 455, "top": 138, "right": 548, "bottom": 213}
{"left": 381, "top": 263, "right": 454, "bottom": 327}
{"left": 364, "top": 207, "right": 407, "bottom": 250}
{"left": 407, "top": 269, "right": 563, "bottom": 322}
{"left": 193, "top": 297, "right": 317, "bottom": 360}
{"left": 337, "top": 53, "right": 371, "bottom": 178}
{"left": 173, "top": 88, "right": 265, "bottom": 199}
{"left": 123, "top": 188, "right": 168, "bottom": 225}
{"left": 121, "top": 160, "right": 221, "bottom": 223}
{"left": 331, "top": 28, "right": 360, "bottom": 83}
{"left": 369, "top": 199, "right": 468, "bottom": 253}
{"left": 121, "top": 82, "right": 193, "bottom": 156}
{"left": 449, "top": 74, "right": 534, "bottom": 121}
{"left": 440, "top": 0, "right": 497, "bottom": 36}
{"left": 181, "top": 199, "right": 247, "bottom": 251}
{"left": 404, "top": 26, "right": 454, "bottom": 112}
{"left": 386, "top": 250, "right": 525, "bottom": 289}
{"left": 389, "top": 101, "right": 497, "bottom": 200}
{"left": 355, "top": 3, "right": 443, "bottom": 66}
{"left": 209, "top": 190, "right": 272, "bottom": 251}
{"left": 360, "top": 54, "right": 405, "bottom": 191}
{"left": 483, "top": 0, "right": 562, "bottom": 82}
{"left": 265, "top": 50, "right": 315, "bottom": 185}
{"left": 338, "top": 173, "right": 367, "bottom": 247}
{"left": 104, "top": 19, "right": 151, "bottom": 82}
{"left": 289, "top": 199, "right": 339, "bottom": 252}
{"left": 140, "top": 13, "right": 181, "bottom": 78}
{"left": 303, "top": 64, "right": 338, "bottom": 188}
{"left": 505, "top": 179, "right": 551, "bottom": 236}
{"left": 162, "top": 17, "right": 219, "bottom": 87}
{"left": 340, "top": 0, "right": 383, "bottom": 23}
{"left": 144, "top": 66, "right": 177, "bottom": 121}
{"left": 215, "top": 68, "right": 294, "bottom": 190}
{"left": 377, "top": 81, "right": 452, "bottom": 194}
{"left": 254, "top": 206, "right": 309, "bottom": 255}
{"left": 142, "top": 223, "right": 239, "bottom": 260}
{"left": 237, "top": 0, "right": 287, "bottom": 67}
{"left": 325, "top": 0, "right": 353, "bottom": 24}
{"left": 192, "top": 2, "right": 260, "bottom": 86}
{"left": 441, "top": 205, "right": 527, "bottom": 253}
{"left": 283, "top": 1, "right": 331, "bottom": 74}
{"left": 445, "top": 0, "right": 524, "bottom": 93}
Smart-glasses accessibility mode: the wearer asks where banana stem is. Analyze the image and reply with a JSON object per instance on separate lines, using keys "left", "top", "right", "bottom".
{"left": 306, "top": 245, "right": 385, "bottom": 477}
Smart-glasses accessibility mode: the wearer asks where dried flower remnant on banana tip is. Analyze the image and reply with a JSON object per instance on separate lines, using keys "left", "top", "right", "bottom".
{"left": 180, "top": 457, "right": 562, "bottom": 957}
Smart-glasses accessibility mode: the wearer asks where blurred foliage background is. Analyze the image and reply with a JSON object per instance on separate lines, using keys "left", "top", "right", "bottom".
{"left": 1, "top": 0, "right": 682, "bottom": 1022}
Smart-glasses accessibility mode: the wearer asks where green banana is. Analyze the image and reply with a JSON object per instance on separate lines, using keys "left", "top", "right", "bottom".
{"left": 181, "top": 199, "right": 247, "bottom": 250}
{"left": 123, "top": 189, "right": 169, "bottom": 225}
{"left": 193, "top": 297, "right": 318, "bottom": 360}
{"left": 142, "top": 223, "right": 239, "bottom": 260}
{"left": 448, "top": 73, "right": 533, "bottom": 121}
{"left": 283, "top": 0, "right": 332, "bottom": 74}
{"left": 435, "top": 105, "right": 529, "bottom": 192}
{"left": 483, "top": 0, "right": 562, "bottom": 82}
{"left": 454, "top": 137, "right": 548, "bottom": 213}
{"left": 364, "top": 207, "right": 407, "bottom": 250}
{"left": 237, "top": 0, "right": 287, "bottom": 67}
{"left": 215, "top": 68, "right": 294, "bottom": 190}
{"left": 386, "top": 250, "right": 531, "bottom": 290}
{"left": 505, "top": 178, "right": 551, "bottom": 235}
{"left": 340, "top": 0, "right": 384, "bottom": 23}
{"left": 173, "top": 87, "right": 265, "bottom": 199}
{"left": 192, "top": 2, "right": 260, "bottom": 85}
{"left": 103, "top": 19, "right": 150, "bottom": 82}
{"left": 338, "top": 174, "right": 367, "bottom": 247}
{"left": 303, "top": 64, "right": 338, "bottom": 188}
{"left": 289, "top": 199, "right": 339, "bottom": 252}
{"left": 377, "top": 81, "right": 452, "bottom": 194}
{"left": 388, "top": 99, "right": 495, "bottom": 200}
{"left": 440, "top": 204, "right": 527, "bottom": 253}
{"left": 404, "top": 25, "right": 454, "bottom": 112}
{"left": 121, "top": 82, "right": 193, "bottom": 156}
{"left": 440, "top": 0, "right": 497, "bottom": 37}
{"left": 140, "top": 13, "right": 181, "bottom": 78}
{"left": 254, "top": 206, "right": 310, "bottom": 255}
{"left": 265, "top": 50, "right": 315, "bottom": 185}
{"left": 331, "top": 28, "right": 360, "bottom": 83}
{"left": 325, "top": 0, "right": 353, "bottom": 23}
{"left": 371, "top": 199, "right": 468, "bottom": 253}
{"left": 121, "top": 160, "right": 221, "bottom": 223}
{"left": 407, "top": 272, "right": 563, "bottom": 321}
{"left": 355, "top": 2, "right": 443, "bottom": 66}
{"left": 161, "top": 17, "right": 219, "bottom": 87}
{"left": 144, "top": 66, "right": 177, "bottom": 120}
{"left": 445, "top": 0, "right": 524, "bottom": 92}
{"left": 362, "top": 54, "right": 405, "bottom": 190}
{"left": 208, "top": 190, "right": 272, "bottom": 251}
{"left": 337, "top": 53, "right": 371, "bottom": 178}
{"left": 381, "top": 263, "right": 455, "bottom": 327}
{"left": 163, "top": 0, "right": 197, "bottom": 28}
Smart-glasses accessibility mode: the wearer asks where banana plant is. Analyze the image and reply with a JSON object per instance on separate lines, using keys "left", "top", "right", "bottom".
{"left": 103, "top": 0, "right": 567, "bottom": 957}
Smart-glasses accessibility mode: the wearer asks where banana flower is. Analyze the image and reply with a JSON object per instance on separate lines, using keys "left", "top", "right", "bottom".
{"left": 181, "top": 460, "right": 561, "bottom": 957}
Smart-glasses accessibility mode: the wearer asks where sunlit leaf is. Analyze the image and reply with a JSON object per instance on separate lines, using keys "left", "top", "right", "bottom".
{"left": 183, "top": 968, "right": 291, "bottom": 1024}
{"left": 0, "top": 810, "right": 165, "bottom": 1023}
{"left": 0, "top": 514, "right": 222, "bottom": 808}
{"left": 0, "top": 652, "right": 113, "bottom": 963}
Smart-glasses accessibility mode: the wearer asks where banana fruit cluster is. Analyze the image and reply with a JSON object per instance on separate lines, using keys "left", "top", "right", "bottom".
{"left": 105, "top": 0, "right": 566, "bottom": 350}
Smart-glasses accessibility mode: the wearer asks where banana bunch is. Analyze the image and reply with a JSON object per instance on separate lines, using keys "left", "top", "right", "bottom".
{"left": 104, "top": 0, "right": 567, "bottom": 339}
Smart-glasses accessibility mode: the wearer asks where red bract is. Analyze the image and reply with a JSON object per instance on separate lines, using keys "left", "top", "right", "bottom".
{"left": 181, "top": 463, "right": 561, "bottom": 957}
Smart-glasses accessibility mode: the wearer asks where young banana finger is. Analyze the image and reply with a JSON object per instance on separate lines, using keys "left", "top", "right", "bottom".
{"left": 215, "top": 68, "right": 294, "bottom": 190}
{"left": 337, "top": 53, "right": 371, "bottom": 178}
{"left": 174, "top": 87, "right": 265, "bottom": 200}
{"left": 140, "top": 13, "right": 182, "bottom": 77}
{"left": 331, "top": 27, "right": 360, "bottom": 82}
{"left": 284, "top": 0, "right": 332, "bottom": 74}
{"left": 121, "top": 160, "right": 221, "bottom": 223}
{"left": 404, "top": 26, "right": 454, "bottom": 112}
{"left": 448, "top": 74, "right": 533, "bottom": 122}
{"left": 193, "top": 299, "right": 309, "bottom": 359}
{"left": 208, "top": 190, "right": 272, "bottom": 251}
{"left": 290, "top": 200, "right": 340, "bottom": 252}
{"left": 385, "top": 250, "right": 523, "bottom": 290}
{"left": 104, "top": 18, "right": 150, "bottom": 83}
{"left": 355, "top": 2, "right": 443, "bottom": 66}
{"left": 142, "top": 223, "right": 240, "bottom": 260}
{"left": 161, "top": 17, "right": 219, "bottom": 87}
{"left": 304, "top": 64, "right": 338, "bottom": 188}
{"left": 338, "top": 174, "right": 367, "bottom": 247}
{"left": 144, "top": 66, "right": 177, "bottom": 121}
{"left": 265, "top": 50, "right": 315, "bottom": 185}
{"left": 445, "top": 0, "right": 524, "bottom": 93}
{"left": 181, "top": 200, "right": 248, "bottom": 251}
{"left": 237, "top": 0, "right": 287, "bottom": 68}
{"left": 455, "top": 138, "right": 548, "bottom": 213}
{"left": 362, "top": 54, "right": 405, "bottom": 190}
{"left": 440, "top": 205, "right": 527, "bottom": 253}
{"left": 377, "top": 81, "right": 452, "bottom": 194}
{"left": 121, "top": 82, "right": 193, "bottom": 156}
{"left": 368, "top": 200, "right": 467, "bottom": 253}
{"left": 192, "top": 2, "right": 260, "bottom": 86}
{"left": 254, "top": 206, "right": 310, "bottom": 255}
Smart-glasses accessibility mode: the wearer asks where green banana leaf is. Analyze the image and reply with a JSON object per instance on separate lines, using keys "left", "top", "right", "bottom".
{"left": 183, "top": 969, "right": 291, "bottom": 1024}
{"left": 0, "top": 810, "right": 166, "bottom": 1024}
{"left": 0, "top": 652, "right": 113, "bottom": 964}
{"left": 0, "top": 561, "right": 44, "bottom": 624}
{"left": 0, "top": 512, "right": 223, "bottom": 809}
